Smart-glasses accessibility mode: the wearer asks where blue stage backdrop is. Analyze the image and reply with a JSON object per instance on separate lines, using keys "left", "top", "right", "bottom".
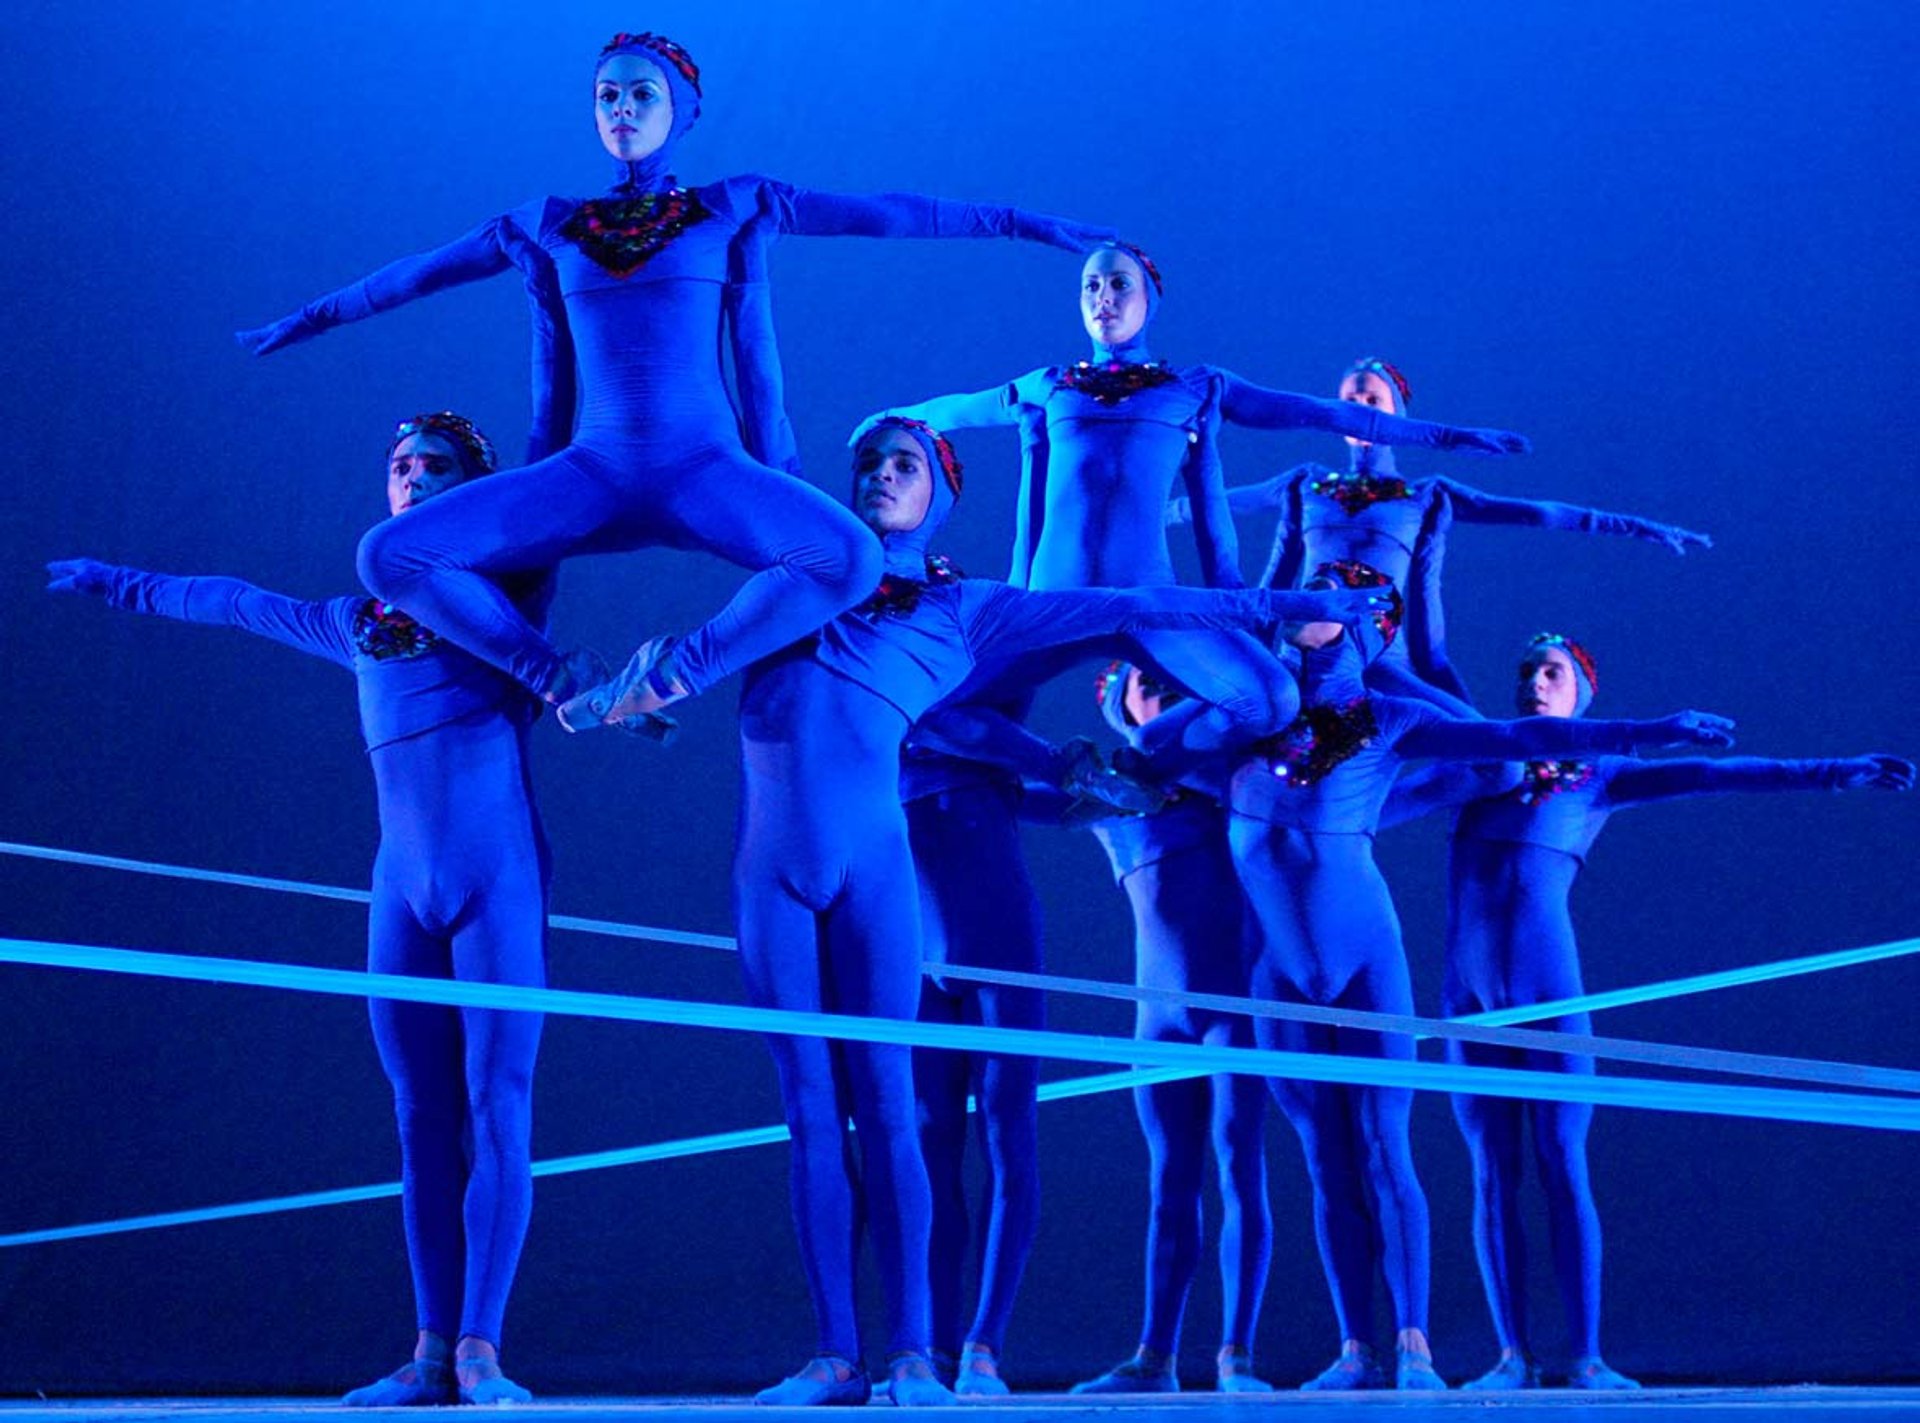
{"left": 2, "top": 0, "right": 1916, "bottom": 1394}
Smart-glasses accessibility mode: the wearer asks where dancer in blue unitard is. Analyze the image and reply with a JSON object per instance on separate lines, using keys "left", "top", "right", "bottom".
{"left": 1378, "top": 633, "right": 1914, "bottom": 1391}
{"left": 1224, "top": 563, "right": 1735, "bottom": 1392}
{"left": 47, "top": 414, "right": 550, "bottom": 1406}
{"left": 1070, "top": 664, "right": 1274, "bottom": 1396}
{"left": 734, "top": 418, "right": 1387, "bottom": 1407}
{"left": 1170, "top": 358, "right": 1709, "bottom": 715}
{"left": 239, "top": 32, "right": 1117, "bottom": 734}
{"left": 857, "top": 247, "right": 1529, "bottom": 771}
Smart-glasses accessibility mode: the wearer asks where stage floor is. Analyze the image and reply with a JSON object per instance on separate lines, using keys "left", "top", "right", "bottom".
{"left": 6, "top": 1391, "right": 1920, "bottom": 1422}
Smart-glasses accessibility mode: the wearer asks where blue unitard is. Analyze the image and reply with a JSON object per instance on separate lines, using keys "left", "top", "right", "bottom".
{"left": 51, "top": 561, "right": 551, "bottom": 1353}
{"left": 870, "top": 267, "right": 1527, "bottom": 769}
{"left": 240, "top": 56, "right": 1113, "bottom": 705}
{"left": 1171, "top": 443, "right": 1706, "bottom": 716}
{"left": 1079, "top": 674, "right": 1271, "bottom": 1385}
{"left": 1381, "top": 746, "right": 1904, "bottom": 1381}
{"left": 732, "top": 447, "right": 1360, "bottom": 1375}
{"left": 1224, "top": 635, "right": 1723, "bottom": 1378}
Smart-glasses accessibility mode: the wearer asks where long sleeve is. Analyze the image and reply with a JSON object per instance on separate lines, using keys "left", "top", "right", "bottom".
{"left": 1604, "top": 757, "right": 1863, "bottom": 806}
{"left": 913, "top": 703, "right": 1065, "bottom": 785}
{"left": 1431, "top": 476, "right": 1699, "bottom": 546}
{"left": 1166, "top": 465, "right": 1323, "bottom": 527}
{"left": 1404, "top": 487, "right": 1475, "bottom": 705}
{"left": 239, "top": 217, "right": 518, "bottom": 356}
{"left": 1216, "top": 372, "right": 1517, "bottom": 450}
{"left": 90, "top": 566, "right": 358, "bottom": 668}
{"left": 763, "top": 180, "right": 1115, "bottom": 252}
{"left": 1179, "top": 378, "right": 1244, "bottom": 588}
{"left": 880, "top": 381, "right": 1029, "bottom": 434}
{"left": 1258, "top": 477, "right": 1308, "bottom": 592}
{"left": 1392, "top": 703, "right": 1675, "bottom": 762}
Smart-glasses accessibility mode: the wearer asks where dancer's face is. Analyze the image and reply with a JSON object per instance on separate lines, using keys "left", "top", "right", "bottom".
{"left": 1080, "top": 249, "right": 1151, "bottom": 349}
{"left": 1516, "top": 645, "right": 1581, "bottom": 718}
{"left": 595, "top": 53, "right": 674, "bottom": 162}
{"left": 853, "top": 429, "right": 935, "bottom": 535}
{"left": 1338, "top": 368, "right": 1399, "bottom": 448}
{"left": 387, "top": 433, "right": 472, "bottom": 515}
{"left": 1122, "top": 666, "right": 1182, "bottom": 726}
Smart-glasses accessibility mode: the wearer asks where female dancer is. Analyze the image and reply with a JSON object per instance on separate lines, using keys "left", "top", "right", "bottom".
{"left": 733, "top": 419, "right": 1384, "bottom": 1406}
{"left": 859, "top": 246, "right": 1529, "bottom": 770}
{"left": 48, "top": 414, "right": 550, "bottom": 1405}
{"left": 1171, "top": 357, "right": 1709, "bottom": 714}
{"left": 1071, "top": 665, "right": 1274, "bottom": 1396}
{"left": 1224, "top": 563, "right": 1734, "bottom": 1390}
{"left": 239, "top": 31, "right": 1116, "bottom": 732}
{"left": 1380, "top": 634, "right": 1914, "bottom": 1390}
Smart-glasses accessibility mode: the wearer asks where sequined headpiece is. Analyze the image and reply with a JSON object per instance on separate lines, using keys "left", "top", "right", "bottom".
{"left": 1113, "top": 241, "right": 1163, "bottom": 297}
{"left": 1311, "top": 558, "right": 1403, "bottom": 649}
{"left": 1345, "top": 356, "right": 1412, "bottom": 414}
{"left": 859, "top": 416, "right": 964, "bottom": 498}
{"left": 596, "top": 31, "right": 703, "bottom": 162}
{"left": 600, "top": 32, "right": 702, "bottom": 94}
{"left": 1522, "top": 632, "right": 1598, "bottom": 714}
{"left": 388, "top": 411, "right": 498, "bottom": 476}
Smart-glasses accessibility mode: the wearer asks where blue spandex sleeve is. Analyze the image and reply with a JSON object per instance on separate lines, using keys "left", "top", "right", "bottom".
{"left": 1164, "top": 464, "right": 1325, "bottom": 528}
{"left": 1390, "top": 703, "right": 1716, "bottom": 762}
{"left": 1604, "top": 756, "right": 1868, "bottom": 804}
{"left": 1181, "top": 380, "right": 1244, "bottom": 588}
{"left": 913, "top": 704, "right": 1066, "bottom": 786}
{"left": 65, "top": 561, "right": 358, "bottom": 667}
{"left": 1214, "top": 372, "right": 1528, "bottom": 453}
{"left": 765, "top": 181, "right": 1115, "bottom": 251}
{"left": 958, "top": 583, "right": 1367, "bottom": 661}
{"left": 1431, "top": 477, "right": 1709, "bottom": 552}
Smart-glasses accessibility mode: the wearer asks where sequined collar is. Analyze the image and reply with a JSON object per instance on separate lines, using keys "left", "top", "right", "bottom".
{"left": 854, "top": 554, "right": 962, "bottom": 619}
{"left": 353, "top": 600, "right": 441, "bottom": 661}
{"left": 1057, "top": 359, "right": 1178, "bottom": 406}
{"left": 1515, "top": 759, "right": 1596, "bottom": 805}
{"left": 1307, "top": 468, "right": 1414, "bottom": 516}
{"left": 1260, "top": 696, "right": 1377, "bottom": 788}
{"left": 561, "top": 188, "right": 711, "bottom": 278}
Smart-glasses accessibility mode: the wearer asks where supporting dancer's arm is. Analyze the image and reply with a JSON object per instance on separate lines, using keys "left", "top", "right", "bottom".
{"left": 1392, "top": 701, "right": 1737, "bottom": 762}
{"left": 1432, "top": 478, "right": 1710, "bottom": 554}
{"left": 1378, "top": 762, "right": 1524, "bottom": 830}
{"left": 46, "top": 560, "right": 358, "bottom": 666}
{"left": 1164, "top": 464, "right": 1329, "bottom": 528}
{"left": 1212, "top": 372, "right": 1530, "bottom": 454}
{"left": 1604, "top": 754, "right": 1915, "bottom": 804}
{"left": 1179, "top": 386, "right": 1244, "bottom": 587}
{"left": 914, "top": 703, "right": 1077, "bottom": 787}
{"left": 766, "top": 181, "right": 1116, "bottom": 253}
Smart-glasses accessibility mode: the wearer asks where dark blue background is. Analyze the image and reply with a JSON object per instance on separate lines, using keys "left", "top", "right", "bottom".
{"left": 2, "top": 0, "right": 1916, "bottom": 1393}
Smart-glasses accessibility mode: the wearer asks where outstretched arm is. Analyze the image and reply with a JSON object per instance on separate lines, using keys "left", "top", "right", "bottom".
{"left": 767, "top": 182, "right": 1115, "bottom": 253}
{"left": 851, "top": 381, "right": 1027, "bottom": 443}
{"left": 1215, "top": 372, "right": 1530, "bottom": 454}
{"left": 1606, "top": 754, "right": 1915, "bottom": 805}
{"left": 1433, "top": 477, "right": 1711, "bottom": 554}
{"left": 236, "top": 217, "right": 516, "bottom": 356}
{"left": 46, "top": 560, "right": 358, "bottom": 667}
{"left": 914, "top": 703, "right": 1071, "bottom": 786}
{"left": 1394, "top": 703, "right": 1738, "bottom": 762}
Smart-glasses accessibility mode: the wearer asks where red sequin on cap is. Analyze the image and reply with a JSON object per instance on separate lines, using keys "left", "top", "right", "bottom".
{"left": 600, "top": 32, "right": 702, "bottom": 93}
{"left": 562, "top": 189, "right": 711, "bottom": 277}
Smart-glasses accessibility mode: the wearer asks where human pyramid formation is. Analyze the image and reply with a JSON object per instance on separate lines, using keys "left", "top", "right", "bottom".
{"left": 45, "top": 28, "right": 1913, "bottom": 1408}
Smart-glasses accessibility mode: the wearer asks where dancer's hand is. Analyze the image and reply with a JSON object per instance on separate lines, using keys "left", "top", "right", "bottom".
{"left": 848, "top": 412, "right": 897, "bottom": 449}
{"left": 44, "top": 558, "right": 115, "bottom": 597}
{"left": 1652, "top": 710, "right": 1737, "bottom": 749}
{"left": 1640, "top": 520, "right": 1713, "bottom": 555}
{"left": 234, "top": 312, "right": 313, "bottom": 356}
{"left": 1835, "top": 754, "right": 1916, "bottom": 791}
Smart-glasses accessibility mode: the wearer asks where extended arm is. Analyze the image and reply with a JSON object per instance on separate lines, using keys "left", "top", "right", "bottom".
{"left": 1166, "top": 464, "right": 1327, "bottom": 527}
{"left": 768, "top": 182, "right": 1114, "bottom": 253}
{"left": 914, "top": 703, "right": 1072, "bottom": 786}
{"left": 46, "top": 560, "right": 357, "bottom": 667}
{"left": 1605, "top": 754, "right": 1916, "bottom": 805}
{"left": 1216, "top": 372, "right": 1530, "bottom": 454}
{"left": 236, "top": 217, "right": 516, "bottom": 356}
{"left": 1393, "top": 703, "right": 1737, "bottom": 762}
{"left": 1433, "top": 477, "right": 1710, "bottom": 554}
{"left": 853, "top": 382, "right": 1026, "bottom": 443}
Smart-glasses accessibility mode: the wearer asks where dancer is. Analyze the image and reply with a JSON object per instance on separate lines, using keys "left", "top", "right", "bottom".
{"left": 239, "top": 31, "right": 1117, "bottom": 734}
{"left": 1071, "top": 665, "right": 1274, "bottom": 1396}
{"left": 858, "top": 246, "right": 1529, "bottom": 771}
{"left": 1224, "top": 563, "right": 1735, "bottom": 1391}
{"left": 47, "top": 414, "right": 550, "bottom": 1405}
{"left": 1171, "top": 357, "right": 1709, "bottom": 714}
{"left": 1379, "top": 633, "right": 1914, "bottom": 1390}
{"left": 734, "top": 419, "right": 1386, "bottom": 1406}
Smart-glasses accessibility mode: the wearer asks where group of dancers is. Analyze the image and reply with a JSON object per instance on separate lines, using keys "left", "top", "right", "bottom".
{"left": 48, "top": 29, "right": 1912, "bottom": 1406}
